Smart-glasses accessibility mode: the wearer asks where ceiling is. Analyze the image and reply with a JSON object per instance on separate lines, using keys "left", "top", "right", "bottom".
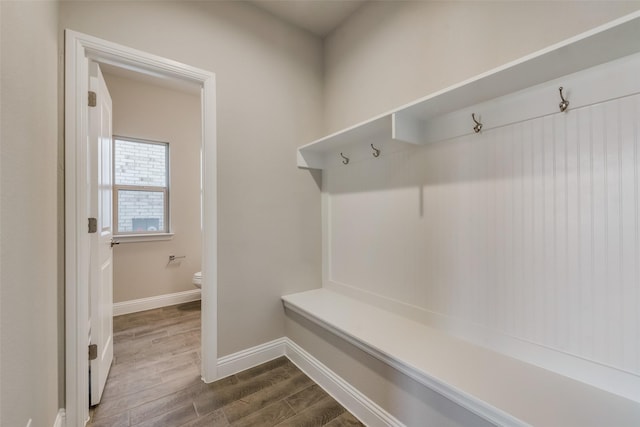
{"left": 248, "top": 0, "right": 368, "bottom": 37}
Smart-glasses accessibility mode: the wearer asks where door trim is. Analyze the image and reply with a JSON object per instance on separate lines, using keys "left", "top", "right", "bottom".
{"left": 64, "top": 29, "right": 218, "bottom": 426}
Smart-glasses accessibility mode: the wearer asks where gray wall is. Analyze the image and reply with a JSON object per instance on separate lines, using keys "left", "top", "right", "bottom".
{"left": 0, "top": 1, "right": 61, "bottom": 426}
{"left": 59, "top": 0, "right": 324, "bottom": 357}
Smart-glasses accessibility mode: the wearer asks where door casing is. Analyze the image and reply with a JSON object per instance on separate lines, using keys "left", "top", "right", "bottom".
{"left": 64, "top": 30, "right": 218, "bottom": 426}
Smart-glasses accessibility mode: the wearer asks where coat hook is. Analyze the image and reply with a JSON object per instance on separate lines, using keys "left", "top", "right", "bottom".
{"left": 558, "top": 86, "right": 569, "bottom": 112}
{"left": 340, "top": 152, "right": 350, "bottom": 165}
{"left": 472, "top": 113, "right": 482, "bottom": 133}
{"left": 371, "top": 144, "right": 381, "bottom": 158}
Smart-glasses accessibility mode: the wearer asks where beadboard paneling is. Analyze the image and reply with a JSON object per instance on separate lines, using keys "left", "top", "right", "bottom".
{"left": 326, "top": 92, "right": 640, "bottom": 383}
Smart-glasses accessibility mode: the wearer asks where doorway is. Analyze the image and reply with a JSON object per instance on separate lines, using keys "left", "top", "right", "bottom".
{"left": 64, "top": 30, "right": 218, "bottom": 427}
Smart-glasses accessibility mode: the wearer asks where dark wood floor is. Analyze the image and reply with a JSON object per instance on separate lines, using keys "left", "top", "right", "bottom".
{"left": 88, "top": 301, "right": 364, "bottom": 426}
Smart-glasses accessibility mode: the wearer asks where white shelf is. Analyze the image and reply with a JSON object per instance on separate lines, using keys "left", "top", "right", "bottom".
{"left": 283, "top": 288, "right": 640, "bottom": 426}
{"left": 296, "top": 114, "right": 420, "bottom": 169}
{"left": 298, "top": 11, "right": 640, "bottom": 170}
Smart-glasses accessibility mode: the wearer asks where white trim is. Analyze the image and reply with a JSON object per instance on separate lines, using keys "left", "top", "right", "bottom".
{"left": 200, "top": 71, "right": 218, "bottom": 384}
{"left": 64, "top": 30, "right": 217, "bottom": 427}
{"left": 283, "top": 297, "right": 521, "bottom": 427}
{"left": 326, "top": 280, "right": 640, "bottom": 404}
{"left": 215, "top": 337, "right": 403, "bottom": 427}
{"left": 283, "top": 289, "right": 640, "bottom": 426}
{"left": 53, "top": 409, "right": 66, "bottom": 427}
{"left": 216, "top": 337, "right": 287, "bottom": 380}
{"left": 113, "top": 289, "right": 201, "bottom": 316}
{"left": 298, "top": 11, "right": 640, "bottom": 169}
{"left": 65, "top": 29, "right": 91, "bottom": 427}
{"left": 285, "top": 338, "right": 404, "bottom": 427}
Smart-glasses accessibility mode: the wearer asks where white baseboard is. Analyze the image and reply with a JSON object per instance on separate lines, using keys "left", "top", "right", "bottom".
{"left": 53, "top": 409, "right": 65, "bottom": 427}
{"left": 215, "top": 337, "right": 403, "bottom": 427}
{"left": 285, "top": 338, "right": 404, "bottom": 427}
{"left": 113, "top": 289, "right": 201, "bottom": 316}
{"left": 216, "top": 337, "right": 288, "bottom": 380}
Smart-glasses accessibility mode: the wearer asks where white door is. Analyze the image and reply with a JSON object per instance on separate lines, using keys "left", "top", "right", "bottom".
{"left": 88, "top": 62, "right": 114, "bottom": 405}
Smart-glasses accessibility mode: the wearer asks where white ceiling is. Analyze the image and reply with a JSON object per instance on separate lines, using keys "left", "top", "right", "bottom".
{"left": 249, "top": 0, "right": 368, "bottom": 37}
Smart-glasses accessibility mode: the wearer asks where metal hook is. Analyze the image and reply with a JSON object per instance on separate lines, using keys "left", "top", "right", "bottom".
{"left": 371, "top": 144, "right": 381, "bottom": 158}
{"left": 340, "top": 152, "right": 350, "bottom": 165}
{"left": 558, "top": 86, "right": 569, "bottom": 112}
{"left": 472, "top": 113, "right": 482, "bottom": 133}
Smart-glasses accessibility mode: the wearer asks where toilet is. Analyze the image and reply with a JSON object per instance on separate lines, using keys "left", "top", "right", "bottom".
{"left": 192, "top": 271, "right": 202, "bottom": 289}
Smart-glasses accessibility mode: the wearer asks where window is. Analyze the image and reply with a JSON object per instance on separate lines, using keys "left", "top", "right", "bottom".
{"left": 113, "top": 137, "right": 169, "bottom": 235}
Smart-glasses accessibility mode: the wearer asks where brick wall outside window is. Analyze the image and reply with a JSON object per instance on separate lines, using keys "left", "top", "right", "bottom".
{"left": 114, "top": 138, "right": 168, "bottom": 233}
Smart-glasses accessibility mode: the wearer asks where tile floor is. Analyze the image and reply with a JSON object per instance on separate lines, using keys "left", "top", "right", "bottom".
{"left": 88, "top": 301, "right": 364, "bottom": 426}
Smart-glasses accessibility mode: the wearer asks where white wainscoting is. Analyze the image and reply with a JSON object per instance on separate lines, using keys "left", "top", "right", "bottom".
{"left": 112, "top": 289, "right": 201, "bottom": 316}
{"left": 325, "top": 73, "right": 640, "bottom": 398}
{"left": 216, "top": 337, "right": 403, "bottom": 427}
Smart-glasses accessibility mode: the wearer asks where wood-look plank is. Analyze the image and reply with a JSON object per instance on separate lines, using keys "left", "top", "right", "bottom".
{"left": 91, "top": 369, "right": 202, "bottom": 421}
{"left": 114, "top": 329, "right": 169, "bottom": 354}
{"left": 179, "top": 409, "right": 230, "bottom": 427}
{"left": 87, "top": 411, "right": 130, "bottom": 427}
{"left": 234, "top": 356, "right": 291, "bottom": 381}
{"left": 116, "top": 300, "right": 198, "bottom": 318}
{"left": 231, "top": 400, "right": 296, "bottom": 427}
{"left": 130, "top": 376, "right": 238, "bottom": 426}
{"left": 113, "top": 310, "right": 177, "bottom": 331}
{"left": 118, "top": 336, "right": 200, "bottom": 366}
{"left": 323, "top": 412, "right": 365, "bottom": 427}
{"left": 285, "top": 384, "right": 330, "bottom": 414}
{"left": 274, "top": 397, "right": 346, "bottom": 427}
{"left": 223, "top": 371, "right": 314, "bottom": 422}
{"left": 107, "top": 350, "right": 200, "bottom": 383}
{"left": 132, "top": 403, "right": 198, "bottom": 427}
{"left": 116, "top": 329, "right": 200, "bottom": 363}
{"left": 101, "top": 357, "right": 199, "bottom": 403}
{"left": 113, "top": 302, "right": 199, "bottom": 334}
{"left": 100, "top": 373, "right": 163, "bottom": 401}
{"left": 128, "top": 379, "right": 203, "bottom": 425}
{"left": 194, "top": 365, "right": 294, "bottom": 416}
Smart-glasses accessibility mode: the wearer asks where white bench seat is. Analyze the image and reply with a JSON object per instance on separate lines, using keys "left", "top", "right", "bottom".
{"left": 282, "top": 288, "right": 640, "bottom": 426}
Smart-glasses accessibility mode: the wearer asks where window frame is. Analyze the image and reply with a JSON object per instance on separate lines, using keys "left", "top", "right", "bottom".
{"left": 112, "top": 135, "right": 171, "bottom": 237}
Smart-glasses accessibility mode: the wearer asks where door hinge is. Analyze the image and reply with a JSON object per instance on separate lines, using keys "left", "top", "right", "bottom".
{"left": 88, "top": 217, "right": 97, "bottom": 234}
{"left": 88, "top": 91, "right": 97, "bottom": 107}
{"left": 88, "top": 344, "right": 98, "bottom": 361}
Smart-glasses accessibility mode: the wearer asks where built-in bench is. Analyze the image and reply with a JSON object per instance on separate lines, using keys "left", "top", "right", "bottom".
{"left": 282, "top": 288, "right": 640, "bottom": 426}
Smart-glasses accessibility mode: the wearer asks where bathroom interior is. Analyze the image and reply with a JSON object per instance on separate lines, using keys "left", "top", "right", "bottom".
{"left": 102, "top": 65, "right": 203, "bottom": 320}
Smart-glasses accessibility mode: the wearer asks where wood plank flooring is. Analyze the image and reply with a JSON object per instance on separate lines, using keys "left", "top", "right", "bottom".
{"left": 88, "top": 301, "right": 364, "bottom": 426}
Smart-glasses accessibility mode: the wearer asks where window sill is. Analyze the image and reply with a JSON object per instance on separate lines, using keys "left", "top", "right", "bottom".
{"left": 113, "top": 233, "right": 174, "bottom": 243}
